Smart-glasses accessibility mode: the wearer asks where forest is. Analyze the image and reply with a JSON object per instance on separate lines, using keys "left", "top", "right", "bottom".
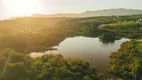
{"left": 0, "top": 15, "right": 142, "bottom": 80}
{"left": 0, "top": 15, "right": 142, "bottom": 53}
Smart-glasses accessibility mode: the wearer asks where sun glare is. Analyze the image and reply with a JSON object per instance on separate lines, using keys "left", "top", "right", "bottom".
{"left": 4, "top": 0, "right": 41, "bottom": 17}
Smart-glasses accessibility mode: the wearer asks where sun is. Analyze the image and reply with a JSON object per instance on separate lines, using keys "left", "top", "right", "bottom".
{"left": 4, "top": 0, "right": 41, "bottom": 17}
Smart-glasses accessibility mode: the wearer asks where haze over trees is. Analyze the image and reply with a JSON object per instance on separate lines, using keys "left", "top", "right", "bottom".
{"left": 33, "top": 8, "right": 142, "bottom": 17}
{"left": 0, "top": 15, "right": 142, "bottom": 53}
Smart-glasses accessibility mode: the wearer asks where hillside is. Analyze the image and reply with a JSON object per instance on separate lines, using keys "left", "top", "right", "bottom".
{"left": 33, "top": 8, "right": 142, "bottom": 17}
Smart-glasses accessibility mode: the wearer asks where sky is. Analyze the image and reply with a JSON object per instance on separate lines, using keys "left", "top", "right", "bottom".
{"left": 0, "top": 0, "right": 142, "bottom": 20}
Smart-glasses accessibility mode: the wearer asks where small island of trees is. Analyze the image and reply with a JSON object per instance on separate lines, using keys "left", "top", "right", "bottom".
{"left": 99, "top": 33, "right": 117, "bottom": 43}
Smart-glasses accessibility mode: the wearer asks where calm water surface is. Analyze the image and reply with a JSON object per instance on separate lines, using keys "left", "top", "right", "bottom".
{"left": 31, "top": 36, "right": 130, "bottom": 72}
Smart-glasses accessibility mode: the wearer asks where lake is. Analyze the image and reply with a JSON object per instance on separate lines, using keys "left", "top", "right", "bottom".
{"left": 30, "top": 36, "right": 130, "bottom": 72}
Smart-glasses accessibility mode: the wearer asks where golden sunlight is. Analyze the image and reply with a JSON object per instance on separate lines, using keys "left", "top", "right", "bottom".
{"left": 4, "top": 0, "right": 41, "bottom": 17}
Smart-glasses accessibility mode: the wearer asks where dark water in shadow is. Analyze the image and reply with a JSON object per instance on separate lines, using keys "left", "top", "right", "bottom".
{"left": 30, "top": 36, "right": 130, "bottom": 72}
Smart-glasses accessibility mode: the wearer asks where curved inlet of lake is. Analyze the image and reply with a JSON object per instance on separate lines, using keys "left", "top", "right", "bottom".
{"left": 30, "top": 36, "right": 130, "bottom": 73}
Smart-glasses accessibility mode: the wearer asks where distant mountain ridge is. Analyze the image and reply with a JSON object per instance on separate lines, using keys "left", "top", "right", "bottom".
{"left": 33, "top": 8, "right": 142, "bottom": 17}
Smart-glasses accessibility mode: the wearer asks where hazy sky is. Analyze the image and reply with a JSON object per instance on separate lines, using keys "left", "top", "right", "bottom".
{"left": 0, "top": 0, "right": 142, "bottom": 19}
